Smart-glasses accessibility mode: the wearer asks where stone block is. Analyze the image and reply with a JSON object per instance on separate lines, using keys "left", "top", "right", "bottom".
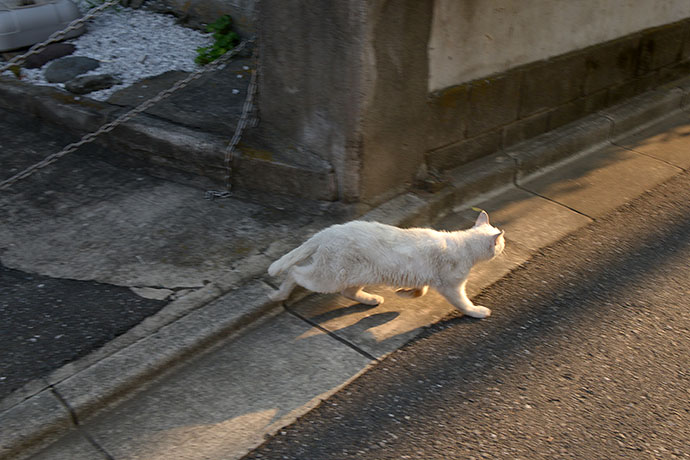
{"left": 466, "top": 71, "right": 521, "bottom": 137}
{"left": 503, "top": 110, "right": 550, "bottom": 148}
{"left": 506, "top": 113, "right": 612, "bottom": 179}
{"left": 235, "top": 155, "right": 338, "bottom": 201}
{"left": 681, "top": 20, "right": 690, "bottom": 61}
{"left": 519, "top": 53, "right": 587, "bottom": 117}
{"left": 638, "top": 22, "right": 686, "bottom": 73}
{"left": 104, "top": 115, "right": 224, "bottom": 166}
{"left": 361, "top": 192, "right": 430, "bottom": 227}
{"left": 606, "top": 72, "right": 661, "bottom": 106}
{"left": 426, "top": 128, "right": 502, "bottom": 172}
{"left": 548, "top": 99, "right": 587, "bottom": 131}
{"left": 657, "top": 60, "right": 690, "bottom": 86}
{"left": 24, "top": 43, "right": 75, "bottom": 69}
{"left": 425, "top": 83, "right": 469, "bottom": 151}
{"left": 584, "top": 36, "right": 640, "bottom": 94}
{"left": 601, "top": 87, "right": 684, "bottom": 139}
{"left": 356, "top": 0, "right": 434, "bottom": 204}
{"left": 44, "top": 57, "right": 100, "bottom": 83}
{"left": 548, "top": 89, "right": 609, "bottom": 131}
{"left": 429, "top": 152, "right": 516, "bottom": 222}
{"left": 106, "top": 61, "right": 253, "bottom": 137}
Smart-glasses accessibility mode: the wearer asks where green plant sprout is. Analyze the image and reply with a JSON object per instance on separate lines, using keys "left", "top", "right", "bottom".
{"left": 195, "top": 15, "right": 240, "bottom": 65}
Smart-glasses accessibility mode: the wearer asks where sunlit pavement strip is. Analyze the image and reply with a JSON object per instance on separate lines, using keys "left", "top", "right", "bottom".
{"left": 615, "top": 112, "right": 690, "bottom": 170}
{"left": 38, "top": 313, "right": 373, "bottom": 460}
{"left": 23, "top": 112, "right": 690, "bottom": 459}
{"left": 521, "top": 144, "right": 681, "bottom": 218}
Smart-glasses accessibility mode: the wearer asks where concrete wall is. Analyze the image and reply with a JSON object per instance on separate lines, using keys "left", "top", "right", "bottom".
{"left": 258, "top": 1, "right": 690, "bottom": 205}
{"left": 259, "top": 0, "right": 368, "bottom": 201}
{"left": 429, "top": 0, "right": 690, "bottom": 91}
{"left": 358, "top": 1, "right": 434, "bottom": 203}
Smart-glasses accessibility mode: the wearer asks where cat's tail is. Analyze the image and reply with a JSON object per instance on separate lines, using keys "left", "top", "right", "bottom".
{"left": 268, "top": 240, "right": 318, "bottom": 277}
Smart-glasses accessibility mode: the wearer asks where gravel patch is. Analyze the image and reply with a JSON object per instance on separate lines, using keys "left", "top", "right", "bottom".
{"left": 5, "top": 1, "right": 214, "bottom": 101}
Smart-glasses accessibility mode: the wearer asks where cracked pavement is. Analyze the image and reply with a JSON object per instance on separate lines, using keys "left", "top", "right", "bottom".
{"left": 0, "top": 106, "right": 338, "bottom": 400}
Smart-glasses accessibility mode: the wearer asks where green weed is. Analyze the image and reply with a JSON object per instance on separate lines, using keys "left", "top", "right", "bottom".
{"left": 195, "top": 15, "right": 240, "bottom": 66}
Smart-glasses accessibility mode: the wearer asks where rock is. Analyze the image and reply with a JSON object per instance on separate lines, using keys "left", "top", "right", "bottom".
{"left": 129, "top": 287, "right": 174, "bottom": 300}
{"left": 24, "top": 43, "right": 76, "bottom": 69}
{"left": 65, "top": 74, "right": 122, "bottom": 94}
{"left": 44, "top": 56, "right": 100, "bottom": 83}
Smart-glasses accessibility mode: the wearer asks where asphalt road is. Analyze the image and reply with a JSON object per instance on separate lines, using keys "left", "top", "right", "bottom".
{"left": 0, "top": 263, "right": 165, "bottom": 400}
{"left": 0, "top": 108, "right": 170, "bottom": 400}
{"left": 244, "top": 171, "right": 689, "bottom": 460}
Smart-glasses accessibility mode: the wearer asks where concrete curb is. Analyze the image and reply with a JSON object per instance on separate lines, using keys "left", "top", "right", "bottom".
{"left": 0, "top": 280, "right": 282, "bottom": 460}
{"left": 2, "top": 77, "right": 689, "bottom": 460}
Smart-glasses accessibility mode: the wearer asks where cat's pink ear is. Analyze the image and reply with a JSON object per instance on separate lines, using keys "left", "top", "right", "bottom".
{"left": 474, "top": 210, "right": 490, "bottom": 227}
{"left": 494, "top": 230, "right": 505, "bottom": 245}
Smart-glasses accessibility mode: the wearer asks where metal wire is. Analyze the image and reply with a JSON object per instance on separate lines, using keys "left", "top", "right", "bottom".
{"left": 0, "top": 40, "right": 252, "bottom": 191}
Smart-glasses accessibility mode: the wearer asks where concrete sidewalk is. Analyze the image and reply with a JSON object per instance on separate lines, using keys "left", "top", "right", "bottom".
{"left": 0, "top": 104, "right": 344, "bottom": 412}
{"left": 2, "top": 76, "right": 688, "bottom": 459}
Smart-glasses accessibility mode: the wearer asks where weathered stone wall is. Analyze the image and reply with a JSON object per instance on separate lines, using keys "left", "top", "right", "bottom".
{"left": 357, "top": 1, "right": 435, "bottom": 203}
{"left": 424, "top": 18, "right": 690, "bottom": 175}
{"left": 260, "top": 1, "right": 690, "bottom": 205}
{"left": 258, "top": 0, "right": 367, "bottom": 201}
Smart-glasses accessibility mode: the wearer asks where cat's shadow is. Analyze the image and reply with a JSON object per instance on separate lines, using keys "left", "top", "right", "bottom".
{"left": 327, "top": 310, "right": 401, "bottom": 337}
{"left": 308, "top": 301, "right": 381, "bottom": 324}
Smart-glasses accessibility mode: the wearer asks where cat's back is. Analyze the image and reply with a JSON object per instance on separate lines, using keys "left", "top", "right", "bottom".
{"left": 322, "top": 220, "right": 446, "bottom": 246}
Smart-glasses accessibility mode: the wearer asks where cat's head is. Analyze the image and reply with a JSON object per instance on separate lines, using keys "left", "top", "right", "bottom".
{"left": 472, "top": 210, "right": 505, "bottom": 260}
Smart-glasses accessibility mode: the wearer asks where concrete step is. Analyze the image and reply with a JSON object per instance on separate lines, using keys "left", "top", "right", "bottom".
{"left": 0, "top": 62, "right": 338, "bottom": 200}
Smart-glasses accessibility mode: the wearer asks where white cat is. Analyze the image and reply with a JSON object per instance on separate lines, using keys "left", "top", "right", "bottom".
{"left": 268, "top": 210, "right": 505, "bottom": 318}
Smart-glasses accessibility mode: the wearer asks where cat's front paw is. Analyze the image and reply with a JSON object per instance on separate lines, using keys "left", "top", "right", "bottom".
{"left": 464, "top": 305, "right": 491, "bottom": 319}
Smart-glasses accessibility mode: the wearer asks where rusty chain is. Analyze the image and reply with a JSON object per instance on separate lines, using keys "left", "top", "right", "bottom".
{"left": 205, "top": 46, "right": 259, "bottom": 200}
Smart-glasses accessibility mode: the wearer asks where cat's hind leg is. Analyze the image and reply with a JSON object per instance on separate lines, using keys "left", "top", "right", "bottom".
{"left": 437, "top": 280, "right": 491, "bottom": 318}
{"left": 269, "top": 271, "right": 298, "bottom": 302}
{"left": 341, "top": 286, "right": 384, "bottom": 306}
{"left": 395, "top": 285, "right": 429, "bottom": 298}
